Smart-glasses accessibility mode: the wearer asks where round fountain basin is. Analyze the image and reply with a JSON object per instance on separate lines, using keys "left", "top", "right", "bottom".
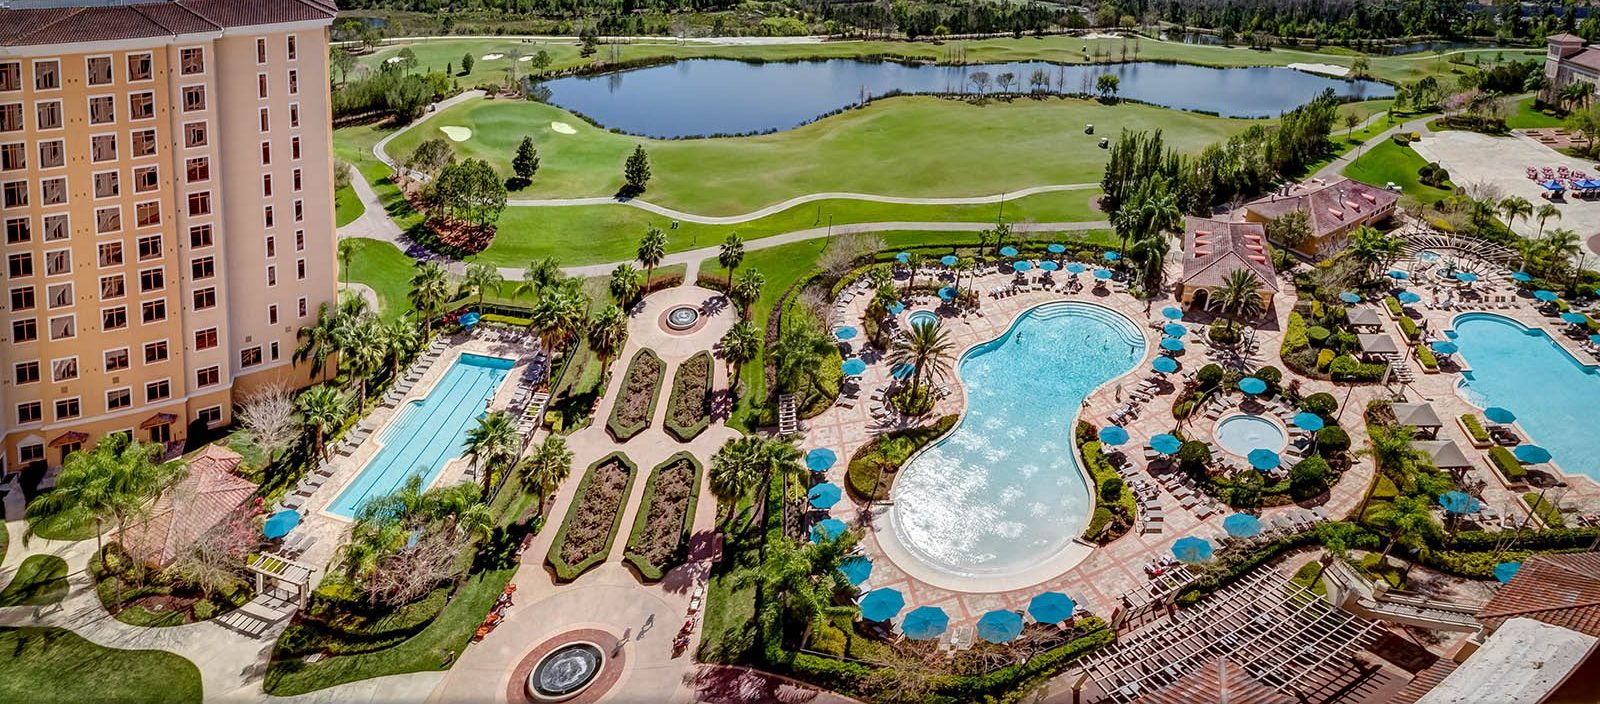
{"left": 665, "top": 305, "right": 701, "bottom": 331}
{"left": 527, "top": 642, "right": 605, "bottom": 701}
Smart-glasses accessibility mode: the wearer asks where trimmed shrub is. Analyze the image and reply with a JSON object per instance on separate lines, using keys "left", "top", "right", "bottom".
{"left": 1177, "top": 440, "right": 1211, "bottom": 474}
{"left": 1488, "top": 446, "right": 1527, "bottom": 482}
{"left": 1255, "top": 365, "right": 1282, "bottom": 394}
{"left": 1384, "top": 296, "right": 1403, "bottom": 317}
{"left": 606, "top": 349, "right": 665, "bottom": 441}
{"left": 1317, "top": 425, "right": 1351, "bottom": 455}
{"left": 1306, "top": 326, "right": 1332, "bottom": 346}
{"left": 1398, "top": 316, "right": 1421, "bottom": 342}
{"left": 547, "top": 452, "right": 638, "bottom": 581}
{"left": 624, "top": 452, "right": 702, "bottom": 580}
{"left": 1316, "top": 348, "right": 1336, "bottom": 372}
{"left": 663, "top": 352, "right": 712, "bottom": 442}
{"left": 1197, "top": 363, "right": 1225, "bottom": 388}
{"left": 1328, "top": 354, "right": 1359, "bottom": 379}
{"left": 1301, "top": 392, "right": 1338, "bottom": 418}
{"left": 1100, "top": 476, "right": 1125, "bottom": 503}
{"left": 844, "top": 415, "right": 956, "bottom": 501}
{"left": 1416, "top": 344, "right": 1438, "bottom": 370}
{"left": 1289, "top": 455, "right": 1332, "bottom": 500}
{"left": 1080, "top": 440, "right": 1134, "bottom": 543}
{"left": 1460, "top": 414, "right": 1490, "bottom": 444}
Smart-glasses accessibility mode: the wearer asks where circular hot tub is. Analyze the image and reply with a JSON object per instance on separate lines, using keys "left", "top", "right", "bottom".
{"left": 1214, "top": 414, "right": 1287, "bottom": 457}
{"left": 527, "top": 642, "right": 605, "bottom": 701}
{"left": 664, "top": 305, "right": 701, "bottom": 331}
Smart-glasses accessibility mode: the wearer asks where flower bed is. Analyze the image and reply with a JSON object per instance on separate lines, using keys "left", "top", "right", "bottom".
{"left": 1458, "top": 414, "right": 1492, "bottom": 447}
{"left": 606, "top": 349, "right": 664, "bottom": 441}
{"left": 1487, "top": 446, "right": 1527, "bottom": 485}
{"left": 547, "top": 452, "right": 638, "bottom": 582}
{"left": 664, "top": 352, "right": 712, "bottom": 442}
{"left": 624, "top": 452, "right": 702, "bottom": 581}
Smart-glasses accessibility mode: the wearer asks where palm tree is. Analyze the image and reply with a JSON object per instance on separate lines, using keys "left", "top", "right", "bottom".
{"left": 734, "top": 534, "right": 859, "bottom": 643}
{"left": 338, "top": 474, "right": 492, "bottom": 598}
{"left": 954, "top": 256, "right": 975, "bottom": 291}
{"left": 770, "top": 318, "right": 835, "bottom": 405}
{"left": 1348, "top": 225, "right": 1400, "bottom": 282}
{"left": 586, "top": 304, "right": 629, "bottom": 373}
{"left": 463, "top": 410, "right": 521, "bottom": 497}
{"left": 718, "top": 233, "right": 745, "bottom": 287}
{"left": 720, "top": 321, "right": 761, "bottom": 392}
{"left": 337, "top": 238, "right": 357, "bottom": 289}
{"left": 1562, "top": 81, "right": 1595, "bottom": 111}
{"left": 297, "top": 385, "right": 350, "bottom": 462}
{"left": 1369, "top": 494, "right": 1439, "bottom": 566}
{"left": 759, "top": 437, "right": 808, "bottom": 520}
{"left": 24, "top": 434, "right": 182, "bottom": 556}
{"left": 608, "top": 263, "right": 641, "bottom": 307}
{"left": 344, "top": 315, "right": 389, "bottom": 406}
{"left": 295, "top": 302, "right": 340, "bottom": 381}
{"left": 462, "top": 262, "right": 503, "bottom": 310}
{"left": 637, "top": 226, "right": 666, "bottom": 283}
{"left": 1535, "top": 203, "right": 1561, "bottom": 236}
{"left": 513, "top": 256, "right": 562, "bottom": 302}
{"left": 529, "top": 279, "right": 590, "bottom": 378}
{"left": 521, "top": 434, "right": 573, "bottom": 504}
{"left": 1214, "top": 269, "right": 1265, "bottom": 333}
{"left": 1499, "top": 195, "right": 1533, "bottom": 232}
{"left": 709, "top": 436, "right": 765, "bottom": 528}
{"left": 383, "top": 318, "right": 421, "bottom": 380}
{"left": 903, "top": 251, "right": 924, "bottom": 294}
{"left": 1130, "top": 228, "right": 1171, "bottom": 302}
{"left": 730, "top": 267, "right": 765, "bottom": 319}
{"left": 408, "top": 261, "right": 451, "bottom": 336}
{"left": 889, "top": 319, "right": 954, "bottom": 391}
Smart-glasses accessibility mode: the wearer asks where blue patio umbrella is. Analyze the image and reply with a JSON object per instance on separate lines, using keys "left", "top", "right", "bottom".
{"left": 1388, "top": 270, "right": 1409, "bottom": 280}
{"left": 1013, "top": 260, "right": 1034, "bottom": 273}
{"left": 1591, "top": 334, "right": 1600, "bottom": 346}
{"left": 977, "top": 610, "right": 1025, "bottom": 644}
{"left": 808, "top": 482, "right": 842, "bottom": 509}
{"left": 886, "top": 301, "right": 906, "bottom": 315}
{"left": 835, "top": 326, "right": 858, "bottom": 340}
{"left": 1455, "top": 271, "right": 1480, "bottom": 283}
{"left": 1028, "top": 592, "right": 1077, "bottom": 623}
{"left": 806, "top": 448, "right": 838, "bottom": 472}
{"left": 1223, "top": 513, "right": 1262, "bottom": 538}
{"left": 1511, "top": 271, "right": 1534, "bottom": 282}
{"left": 1160, "top": 337, "right": 1186, "bottom": 352}
{"left": 902, "top": 606, "right": 950, "bottom": 641}
{"left": 999, "top": 246, "right": 1019, "bottom": 257}
{"left": 1065, "top": 262, "right": 1087, "bottom": 274}
{"left": 1163, "top": 323, "right": 1188, "bottom": 337}
{"left": 1150, "top": 433, "right": 1183, "bottom": 455}
{"left": 940, "top": 254, "right": 959, "bottom": 266}
{"left": 1098, "top": 425, "right": 1130, "bottom": 446}
{"left": 459, "top": 311, "right": 481, "bottom": 328}
{"left": 1238, "top": 377, "right": 1268, "bottom": 395}
{"left": 1103, "top": 250, "right": 1122, "bottom": 262}
{"left": 1483, "top": 407, "right": 1516, "bottom": 424}
{"left": 891, "top": 363, "right": 915, "bottom": 380}
{"left": 841, "top": 358, "right": 867, "bottom": 376}
{"left": 1398, "top": 291, "right": 1422, "bottom": 304}
{"left": 1438, "top": 490, "right": 1481, "bottom": 515}
{"left": 1047, "top": 243, "right": 1067, "bottom": 254}
{"left": 1494, "top": 561, "right": 1523, "bottom": 584}
{"left": 1292, "top": 412, "right": 1325, "bottom": 432}
{"left": 839, "top": 556, "right": 872, "bottom": 586}
{"left": 939, "top": 286, "right": 958, "bottom": 301}
{"left": 1534, "top": 289, "right": 1560, "bottom": 302}
{"left": 1430, "top": 340, "right": 1459, "bottom": 356}
{"left": 1248, "top": 448, "right": 1281, "bottom": 470}
{"left": 895, "top": 252, "right": 911, "bottom": 263}
{"left": 1172, "top": 536, "right": 1215, "bottom": 563}
{"left": 1162, "top": 306, "right": 1184, "bottom": 320}
{"left": 1038, "top": 260, "right": 1060, "bottom": 271}
{"left": 1562, "top": 312, "right": 1590, "bottom": 325}
{"left": 1514, "top": 445, "right": 1552, "bottom": 464}
{"left": 1338, "top": 291, "right": 1362, "bottom": 304}
{"left": 1093, "top": 268, "right": 1114, "bottom": 280}
{"left": 859, "top": 588, "right": 905, "bottom": 621}
{"left": 262, "top": 510, "right": 301, "bottom": 539}
{"left": 1152, "top": 356, "right": 1180, "bottom": 374}
{"left": 810, "top": 518, "right": 847, "bottom": 543}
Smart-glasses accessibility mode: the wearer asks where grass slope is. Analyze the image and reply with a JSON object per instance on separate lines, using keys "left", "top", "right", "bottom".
{"left": 0, "top": 555, "right": 69, "bottom": 607}
{"left": 0, "top": 627, "right": 203, "bottom": 704}
{"left": 1343, "top": 139, "right": 1453, "bottom": 204}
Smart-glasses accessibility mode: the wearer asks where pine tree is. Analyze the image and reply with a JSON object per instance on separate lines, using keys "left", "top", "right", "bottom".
{"left": 512, "top": 136, "right": 540, "bottom": 186}
{"left": 623, "top": 145, "right": 651, "bottom": 196}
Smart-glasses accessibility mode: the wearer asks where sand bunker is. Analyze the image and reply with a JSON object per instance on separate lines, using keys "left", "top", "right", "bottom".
{"left": 440, "top": 125, "right": 473, "bottom": 142}
{"left": 1288, "top": 62, "right": 1351, "bottom": 77}
{"left": 518, "top": 56, "right": 534, "bottom": 62}
{"left": 482, "top": 53, "right": 505, "bottom": 61}
{"left": 550, "top": 121, "right": 577, "bottom": 135}
{"left": 384, "top": 56, "right": 403, "bottom": 64}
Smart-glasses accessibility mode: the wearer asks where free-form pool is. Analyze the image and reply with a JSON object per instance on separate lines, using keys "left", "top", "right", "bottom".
{"left": 327, "top": 353, "right": 516, "bottom": 518}
{"left": 888, "top": 302, "right": 1145, "bottom": 579}
{"left": 1449, "top": 313, "right": 1600, "bottom": 480}
{"left": 1214, "top": 414, "right": 1287, "bottom": 457}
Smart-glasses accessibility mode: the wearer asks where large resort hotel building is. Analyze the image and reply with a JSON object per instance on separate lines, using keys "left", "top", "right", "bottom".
{"left": 0, "top": 0, "right": 338, "bottom": 473}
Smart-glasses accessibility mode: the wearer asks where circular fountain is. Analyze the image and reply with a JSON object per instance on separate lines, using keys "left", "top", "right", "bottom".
{"left": 527, "top": 642, "right": 605, "bottom": 701}
{"left": 663, "top": 305, "right": 701, "bottom": 331}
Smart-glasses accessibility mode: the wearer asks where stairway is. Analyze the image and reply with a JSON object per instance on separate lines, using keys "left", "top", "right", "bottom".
{"left": 1383, "top": 354, "right": 1415, "bottom": 383}
{"left": 778, "top": 394, "right": 798, "bottom": 435}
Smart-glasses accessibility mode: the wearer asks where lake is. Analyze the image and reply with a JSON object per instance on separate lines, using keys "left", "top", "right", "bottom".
{"left": 540, "top": 58, "right": 1393, "bottom": 138}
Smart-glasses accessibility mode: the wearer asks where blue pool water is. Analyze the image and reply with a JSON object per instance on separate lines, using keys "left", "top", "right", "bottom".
{"left": 908, "top": 310, "right": 939, "bottom": 328}
{"left": 1215, "top": 414, "right": 1287, "bottom": 457}
{"left": 327, "top": 354, "right": 516, "bottom": 518}
{"left": 1449, "top": 313, "right": 1600, "bottom": 480}
{"left": 889, "top": 302, "right": 1145, "bottom": 577}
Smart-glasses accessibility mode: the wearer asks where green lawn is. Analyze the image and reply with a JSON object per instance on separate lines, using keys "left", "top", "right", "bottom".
{"left": 0, "top": 555, "right": 70, "bottom": 607}
{"left": 342, "top": 237, "right": 417, "bottom": 321}
{"left": 1343, "top": 139, "right": 1453, "bottom": 204}
{"left": 1506, "top": 96, "right": 1566, "bottom": 129}
{"left": 335, "top": 183, "right": 365, "bottom": 227}
{"left": 0, "top": 627, "right": 203, "bottom": 704}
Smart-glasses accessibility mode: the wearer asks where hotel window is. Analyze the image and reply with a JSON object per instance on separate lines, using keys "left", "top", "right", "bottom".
{"left": 296, "top": 259, "right": 306, "bottom": 280}
{"left": 240, "top": 346, "right": 263, "bottom": 368}
{"left": 187, "top": 191, "right": 211, "bottom": 217}
{"left": 89, "top": 95, "right": 115, "bottom": 124}
{"left": 13, "top": 361, "right": 38, "bottom": 385}
{"left": 287, "top": 35, "right": 298, "bottom": 60}
{"left": 0, "top": 63, "right": 18, "bottom": 91}
{"left": 268, "top": 304, "right": 278, "bottom": 325}
{"left": 258, "top": 74, "right": 268, "bottom": 99}
{"left": 195, "top": 327, "right": 217, "bottom": 350}
{"left": 145, "top": 380, "right": 171, "bottom": 402}
{"left": 9, "top": 286, "right": 32, "bottom": 310}
{"left": 35, "top": 100, "right": 61, "bottom": 129}
{"left": 105, "top": 348, "right": 129, "bottom": 371}
{"left": 38, "top": 139, "right": 63, "bottom": 168}
{"left": 189, "top": 224, "right": 213, "bottom": 249}
{"left": 33, "top": 60, "right": 59, "bottom": 90}
{"left": 107, "top": 388, "right": 132, "bottom": 411}
{"left": 132, "top": 129, "right": 157, "bottom": 156}
{"left": 295, "top": 231, "right": 304, "bottom": 251}
{"left": 3, "top": 180, "right": 27, "bottom": 207}
{"left": 13, "top": 319, "right": 37, "bottom": 342}
{"left": 43, "top": 249, "right": 69, "bottom": 276}
{"left": 45, "top": 282, "right": 70, "bottom": 308}
{"left": 181, "top": 85, "right": 205, "bottom": 112}
{"left": 294, "top": 200, "right": 304, "bottom": 222}
{"left": 257, "top": 39, "right": 268, "bottom": 64}
{"left": 271, "top": 341, "right": 280, "bottom": 361}
{"left": 129, "top": 91, "right": 154, "bottom": 120}
{"left": 51, "top": 358, "right": 76, "bottom": 382}
{"left": 291, "top": 136, "right": 301, "bottom": 160}
{"left": 137, "top": 235, "right": 161, "bottom": 261}
{"left": 260, "top": 141, "right": 270, "bottom": 164}
{"left": 102, "top": 306, "right": 127, "bottom": 331}
{"left": 37, "top": 215, "right": 63, "bottom": 244}
{"left": 19, "top": 442, "right": 44, "bottom": 463}
{"left": 265, "top": 236, "right": 275, "bottom": 257}
{"left": 98, "top": 242, "right": 123, "bottom": 268}
{"left": 292, "top": 169, "right": 303, "bottom": 191}
{"left": 297, "top": 296, "right": 308, "bottom": 317}
{"left": 185, "top": 157, "right": 208, "bottom": 183}
{"left": 1, "top": 142, "right": 23, "bottom": 170}
{"left": 94, "top": 171, "right": 120, "bottom": 199}
{"left": 262, "top": 173, "right": 273, "bottom": 196}
{"left": 191, "top": 256, "right": 214, "bottom": 280}
{"left": 54, "top": 398, "right": 80, "bottom": 421}
{"left": 135, "top": 201, "right": 160, "bottom": 228}
{"left": 7, "top": 252, "right": 32, "bottom": 277}
{"left": 196, "top": 366, "right": 219, "bottom": 388}
{"left": 193, "top": 287, "right": 216, "bottom": 310}
{"left": 91, "top": 134, "right": 117, "bottom": 162}
{"left": 100, "top": 274, "right": 124, "bottom": 300}
{"left": 180, "top": 48, "right": 204, "bottom": 75}
{"left": 95, "top": 207, "right": 122, "bottom": 234}
{"left": 40, "top": 177, "right": 65, "bottom": 206}
{"left": 288, "top": 70, "right": 298, "bottom": 95}
{"left": 5, "top": 217, "right": 26, "bottom": 244}
{"left": 138, "top": 267, "right": 163, "bottom": 292}
{"left": 86, "top": 57, "right": 112, "bottom": 86}
{"left": 0, "top": 103, "right": 20, "bottom": 131}
{"left": 289, "top": 103, "right": 300, "bottom": 128}
{"left": 133, "top": 166, "right": 158, "bottom": 193}
{"left": 266, "top": 265, "right": 277, "bottom": 286}
{"left": 184, "top": 121, "right": 207, "bottom": 148}
{"left": 198, "top": 406, "right": 222, "bottom": 426}
{"left": 141, "top": 299, "right": 166, "bottom": 324}
{"left": 259, "top": 107, "right": 269, "bottom": 132}
{"left": 47, "top": 314, "right": 74, "bottom": 340}
{"left": 17, "top": 402, "right": 42, "bottom": 425}
{"left": 264, "top": 206, "right": 274, "bottom": 228}
{"left": 127, "top": 53, "right": 152, "bottom": 82}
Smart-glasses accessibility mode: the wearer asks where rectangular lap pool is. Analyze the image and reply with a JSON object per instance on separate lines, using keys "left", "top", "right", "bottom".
{"left": 327, "top": 353, "right": 516, "bottom": 519}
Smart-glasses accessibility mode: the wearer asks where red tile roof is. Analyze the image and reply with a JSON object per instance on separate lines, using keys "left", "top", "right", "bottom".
{"left": 1564, "top": 48, "right": 1600, "bottom": 73}
{"left": 118, "top": 445, "right": 255, "bottom": 568}
{"left": 0, "top": 0, "right": 333, "bottom": 47}
{"left": 1477, "top": 553, "right": 1600, "bottom": 638}
{"left": 1178, "top": 216, "right": 1279, "bottom": 292}
{"left": 1139, "top": 656, "right": 1288, "bottom": 704}
{"left": 1245, "top": 177, "right": 1398, "bottom": 241}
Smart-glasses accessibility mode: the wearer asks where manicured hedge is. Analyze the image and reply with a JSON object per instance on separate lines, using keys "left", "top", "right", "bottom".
{"left": 1081, "top": 440, "right": 1135, "bottom": 543}
{"left": 547, "top": 452, "right": 638, "bottom": 582}
{"left": 1488, "top": 446, "right": 1527, "bottom": 483}
{"left": 1415, "top": 344, "right": 1438, "bottom": 370}
{"left": 605, "top": 349, "right": 664, "bottom": 441}
{"left": 1398, "top": 317, "right": 1421, "bottom": 342}
{"left": 663, "top": 352, "right": 712, "bottom": 442}
{"left": 1524, "top": 491, "right": 1566, "bottom": 528}
{"left": 624, "top": 452, "right": 702, "bottom": 581}
{"left": 1460, "top": 414, "right": 1490, "bottom": 444}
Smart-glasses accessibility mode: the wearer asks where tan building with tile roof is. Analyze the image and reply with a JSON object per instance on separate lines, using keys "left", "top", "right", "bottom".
{"left": 118, "top": 443, "right": 255, "bottom": 567}
{"left": 1243, "top": 177, "right": 1398, "bottom": 260}
{"left": 1173, "top": 216, "right": 1278, "bottom": 314}
{"left": 1543, "top": 33, "right": 1600, "bottom": 105}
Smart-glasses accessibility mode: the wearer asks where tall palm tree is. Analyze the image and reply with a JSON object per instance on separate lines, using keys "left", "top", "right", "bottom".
{"left": 954, "top": 256, "right": 975, "bottom": 291}
{"left": 730, "top": 267, "right": 765, "bottom": 319}
{"left": 608, "top": 263, "right": 641, "bottom": 307}
{"left": 719, "top": 233, "right": 745, "bottom": 288}
{"left": 344, "top": 315, "right": 389, "bottom": 406}
{"left": 463, "top": 410, "right": 521, "bottom": 497}
{"left": 513, "top": 256, "right": 562, "bottom": 302}
{"left": 521, "top": 434, "right": 573, "bottom": 504}
{"left": 295, "top": 302, "right": 340, "bottom": 381}
{"left": 720, "top": 321, "right": 761, "bottom": 392}
{"left": 637, "top": 226, "right": 666, "bottom": 284}
{"left": 462, "top": 262, "right": 504, "bottom": 310}
{"left": 24, "top": 434, "right": 182, "bottom": 556}
{"left": 759, "top": 437, "right": 808, "bottom": 518}
{"left": 408, "top": 260, "right": 451, "bottom": 336}
{"left": 337, "top": 238, "right": 357, "bottom": 289}
{"left": 770, "top": 318, "right": 835, "bottom": 405}
{"left": 903, "top": 251, "right": 924, "bottom": 295}
{"left": 734, "top": 534, "right": 859, "bottom": 642}
{"left": 339, "top": 474, "right": 492, "bottom": 596}
{"left": 383, "top": 318, "right": 421, "bottom": 380}
{"left": 709, "top": 436, "right": 765, "bottom": 528}
{"left": 1369, "top": 494, "right": 1439, "bottom": 565}
{"left": 586, "top": 304, "right": 629, "bottom": 373}
{"left": 1535, "top": 203, "right": 1561, "bottom": 236}
{"left": 1130, "top": 228, "right": 1171, "bottom": 301}
{"left": 890, "top": 319, "right": 954, "bottom": 391}
{"left": 1215, "top": 269, "right": 1265, "bottom": 333}
{"left": 529, "top": 279, "right": 591, "bottom": 374}
{"left": 1499, "top": 195, "right": 1533, "bottom": 232}
{"left": 297, "top": 385, "right": 350, "bottom": 462}
{"left": 1348, "top": 225, "right": 1400, "bottom": 282}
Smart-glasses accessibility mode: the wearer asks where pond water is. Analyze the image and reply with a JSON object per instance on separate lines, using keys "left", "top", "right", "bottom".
{"left": 540, "top": 58, "right": 1393, "bottom": 138}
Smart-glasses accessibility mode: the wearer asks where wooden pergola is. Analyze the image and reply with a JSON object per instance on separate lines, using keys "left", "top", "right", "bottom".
{"left": 247, "top": 553, "right": 313, "bottom": 609}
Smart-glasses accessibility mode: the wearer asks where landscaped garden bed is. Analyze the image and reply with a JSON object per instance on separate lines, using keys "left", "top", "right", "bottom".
{"left": 90, "top": 544, "right": 252, "bottom": 627}
{"left": 664, "top": 352, "right": 713, "bottom": 442}
{"left": 606, "top": 349, "right": 665, "bottom": 441}
{"left": 547, "top": 452, "right": 638, "bottom": 582}
{"left": 844, "top": 415, "right": 956, "bottom": 501}
{"left": 624, "top": 452, "right": 703, "bottom": 581}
